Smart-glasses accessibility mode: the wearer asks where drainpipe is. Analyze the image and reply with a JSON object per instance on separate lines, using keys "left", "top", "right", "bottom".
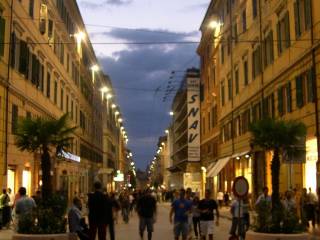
{"left": 310, "top": 1, "right": 320, "bottom": 190}
{"left": 4, "top": 0, "right": 14, "bottom": 187}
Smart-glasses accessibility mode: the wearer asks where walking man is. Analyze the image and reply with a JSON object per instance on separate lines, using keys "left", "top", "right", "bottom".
{"left": 170, "top": 188, "right": 192, "bottom": 240}
{"left": 198, "top": 189, "right": 219, "bottom": 240}
{"left": 88, "top": 181, "right": 112, "bottom": 240}
{"left": 137, "top": 189, "right": 157, "bottom": 240}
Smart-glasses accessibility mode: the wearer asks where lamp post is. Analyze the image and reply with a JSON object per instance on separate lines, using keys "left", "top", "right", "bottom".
{"left": 91, "top": 64, "right": 99, "bottom": 84}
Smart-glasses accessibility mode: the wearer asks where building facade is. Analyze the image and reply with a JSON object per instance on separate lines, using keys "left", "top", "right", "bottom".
{"left": 168, "top": 68, "right": 203, "bottom": 195}
{"left": 198, "top": 0, "right": 320, "bottom": 198}
{"left": 0, "top": 0, "right": 123, "bottom": 199}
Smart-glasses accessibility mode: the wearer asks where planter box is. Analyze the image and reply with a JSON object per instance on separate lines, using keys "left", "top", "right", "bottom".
{"left": 12, "top": 233, "right": 77, "bottom": 240}
{"left": 246, "top": 231, "right": 309, "bottom": 240}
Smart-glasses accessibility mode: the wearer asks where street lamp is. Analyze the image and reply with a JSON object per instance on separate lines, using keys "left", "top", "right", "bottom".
{"left": 208, "top": 20, "right": 222, "bottom": 29}
{"left": 131, "top": 162, "right": 134, "bottom": 166}
{"left": 201, "top": 166, "right": 207, "bottom": 199}
{"left": 91, "top": 64, "right": 99, "bottom": 83}
{"left": 118, "top": 118, "right": 123, "bottom": 123}
{"left": 100, "top": 86, "right": 109, "bottom": 100}
{"left": 115, "top": 111, "right": 120, "bottom": 116}
{"left": 74, "top": 31, "right": 85, "bottom": 57}
{"left": 111, "top": 104, "right": 116, "bottom": 109}
{"left": 165, "top": 129, "right": 169, "bottom": 134}
{"left": 169, "top": 111, "right": 174, "bottom": 116}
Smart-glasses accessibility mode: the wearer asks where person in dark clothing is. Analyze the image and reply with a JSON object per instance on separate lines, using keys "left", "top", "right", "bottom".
{"left": 198, "top": 189, "right": 219, "bottom": 240}
{"left": 109, "top": 192, "right": 120, "bottom": 240}
{"left": 0, "top": 189, "right": 11, "bottom": 228}
{"left": 137, "top": 189, "right": 157, "bottom": 240}
{"left": 68, "top": 197, "right": 89, "bottom": 240}
{"left": 88, "top": 182, "right": 112, "bottom": 240}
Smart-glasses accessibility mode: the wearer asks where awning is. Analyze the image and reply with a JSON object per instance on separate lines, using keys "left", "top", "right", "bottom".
{"left": 206, "top": 156, "right": 231, "bottom": 177}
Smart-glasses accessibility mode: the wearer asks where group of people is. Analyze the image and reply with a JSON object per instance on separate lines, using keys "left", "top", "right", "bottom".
{"left": 0, "top": 187, "right": 37, "bottom": 230}
{"left": 170, "top": 188, "right": 220, "bottom": 240}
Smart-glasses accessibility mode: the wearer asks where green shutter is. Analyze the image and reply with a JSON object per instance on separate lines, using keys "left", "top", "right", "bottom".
{"left": 277, "top": 22, "right": 282, "bottom": 54}
{"left": 278, "top": 87, "right": 284, "bottom": 116}
{"left": 10, "top": 33, "right": 16, "bottom": 68}
{"left": 285, "top": 12, "right": 291, "bottom": 48}
{"left": 307, "top": 68, "right": 315, "bottom": 102}
{"left": 0, "top": 17, "right": 5, "bottom": 56}
{"left": 286, "top": 82, "right": 292, "bottom": 112}
{"left": 296, "top": 75, "right": 303, "bottom": 108}
{"left": 19, "top": 41, "right": 28, "bottom": 74}
{"left": 294, "top": 1, "right": 301, "bottom": 38}
{"left": 305, "top": 0, "right": 312, "bottom": 30}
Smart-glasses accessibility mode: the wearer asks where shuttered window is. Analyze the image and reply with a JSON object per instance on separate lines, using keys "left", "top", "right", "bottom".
{"left": 278, "top": 87, "right": 284, "bottom": 116}
{"left": 0, "top": 16, "right": 5, "bottom": 57}
{"left": 31, "top": 54, "right": 40, "bottom": 86}
{"left": 12, "top": 104, "right": 18, "bottom": 135}
{"left": 307, "top": 68, "right": 315, "bottom": 103}
{"left": 296, "top": 75, "right": 304, "bottom": 108}
{"left": 46, "top": 72, "right": 51, "bottom": 98}
{"left": 294, "top": 0, "right": 312, "bottom": 38}
{"left": 286, "top": 82, "right": 292, "bottom": 112}
{"left": 277, "top": 12, "right": 291, "bottom": 54}
{"left": 18, "top": 40, "right": 30, "bottom": 76}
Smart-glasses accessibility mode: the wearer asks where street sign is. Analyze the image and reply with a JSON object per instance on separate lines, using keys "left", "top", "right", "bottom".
{"left": 232, "top": 176, "right": 249, "bottom": 199}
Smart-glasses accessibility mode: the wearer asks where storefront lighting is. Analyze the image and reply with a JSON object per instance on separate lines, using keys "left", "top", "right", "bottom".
{"left": 236, "top": 156, "right": 240, "bottom": 160}
{"left": 201, "top": 166, "right": 207, "bottom": 172}
{"left": 245, "top": 154, "right": 250, "bottom": 159}
{"left": 208, "top": 20, "right": 222, "bottom": 29}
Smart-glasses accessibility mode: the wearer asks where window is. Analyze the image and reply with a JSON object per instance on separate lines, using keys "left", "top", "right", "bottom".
{"left": 12, "top": 104, "right": 18, "bottom": 135}
{"left": 75, "top": 105, "right": 78, "bottom": 124}
{"left": 46, "top": 72, "right": 51, "bottom": 98}
{"left": 208, "top": 112, "right": 211, "bottom": 131}
{"left": 294, "top": 0, "right": 312, "bottom": 38}
{"left": 307, "top": 67, "right": 315, "bottom": 103}
{"left": 66, "top": 95, "right": 69, "bottom": 113}
{"left": 252, "top": 45, "right": 261, "bottom": 78}
{"left": 71, "top": 100, "right": 74, "bottom": 119}
{"left": 60, "top": 43, "right": 64, "bottom": 64}
{"left": 60, "top": 88, "right": 64, "bottom": 110}
{"left": 31, "top": 54, "right": 40, "bottom": 86}
{"left": 227, "top": 76, "right": 232, "bottom": 100}
{"left": 19, "top": 40, "right": 30, "bottom": 76}
{"left": 296, "top": 75, "right": 304, "bottom": 108}
{"left": 241, "top": 109, "right": 251, "bottom": 134}
{"left": 234, "top": 116, "right": 241, "bottom": 137}
{"left": 277, "top": 12, "right": 291, "bottom": 54}
{"left": 252, "top": 0, "right": 258, "bottom": 19}
{"left": 242, "top": 9, "right": 247, "bottom": 33}
{"left": 243, "top": 57, "right": 249, "bottom": 86}
{"left": 263, "top": 94, "right": 275, "bottom": 118}
{"left": 0, "top": 15, "right": 5, "bottom": 57}
{"left": 39, "top": 64, "right": 44, "bottom": 92}
{"left": 221, "top": 81, "right": 225, "bottom": 106}
{"left": 211, "top": 106, "right": 218, "bottom": 128}
{"left": 235, "top": 67, "right": 239, "bottom": 94}
{"left": 264, "top": 31, "right": 274, "bottom": 67}
{"left": 66, "top": 54, "right": 70, "bottom": 72}
{"left": 80, "top": 110, "right": 86, "bottom": 130}
{"left": 278, "top": 86, "right": 284, "bottom": 116}
{"left": 54, "top": 81, "right": 58, "bottom": 104}
{"left": 286, "top": 82, "right": 292, "bottom": 112}
{"left": 252, "top": 102, "right": 261, "bottom": 122}
{"left": 227, "top": 36, "right": 231, "bottom": 56}
{"left": 233, "top": 23, "right": 238, "bottom": 44}
{"left": 221, "top": 42, "right": 225, "bottom": 64}
{"left": 29, "top": 0, "right": 34, "bottom": 18}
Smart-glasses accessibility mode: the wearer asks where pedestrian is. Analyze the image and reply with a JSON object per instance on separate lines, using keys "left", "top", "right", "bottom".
{"left": 255, "top": 187, "right": 271, "bottom": 206}
{"left": 119, "top": 191, "right": 130, "bottom": 223}
{"left": 224, "top": 192, "right": 230, "bottom": 207}
{"left": 68, "top": 197, "right": 89, "bottom": 240}
{"left": 87, "top": 181, "right": 112, "bottom": 240}
{"left": 185, "top": 188, "right": 193, "bottom": 240}
{"left": 217, "top": 190, "right": 224, "bottom": 208}
{"left": 191, "top": 196, "right": 201, "bottom": 239}
{"left": 306, "top": 187, "right": 317, "bottom": 228}
{"left": 109, "top": 192, "right": 120, "bottom": 240}
{"left": 316, "top": 187, "right": 320, "bottom": 225}
{"left": 14, "top": 187, "right": 36, "bottom": 231}
{"left": 170, "top": 188, "right": 192, "bottom": 240}
{"left": 301, "top": 188, "right": 309, "bottom": 228}
{"left": 229, "top": 197, "right": 246, "bottom": 239}
{"left": 198, "top": 189, "right": 219, "bottom": 240}
{"left": 0, "top": 189, "right": 11, "bottom": 229}
{"left": 136, "top": 189, "right": 157, "bottom": 240}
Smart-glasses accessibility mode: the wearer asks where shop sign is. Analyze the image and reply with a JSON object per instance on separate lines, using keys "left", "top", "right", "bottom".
{"left": 59, "top": 150, "right": 81, "bottom": 163}
{"left": 187, "top": 76, "right": 200, "bottom": 162}
{"left": 114, "top": 172, "right": 124, "bottom": 182}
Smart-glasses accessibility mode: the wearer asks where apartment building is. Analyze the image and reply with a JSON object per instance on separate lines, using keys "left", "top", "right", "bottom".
{"left": 168, "top": 68, "right": 203, "bottom": 195}
{"left": 199, "top": 0, "right": 320, "bottom": 198}
{"left": 0, "top": 0, "right": 114, "bottom": 199}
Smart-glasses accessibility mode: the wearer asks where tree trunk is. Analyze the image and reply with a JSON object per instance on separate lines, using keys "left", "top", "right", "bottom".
{"left": 41, "top": 147, "right": 52, "bottom": 200}
{"left": 271, "top": 148, "right": 282, "bottom": 232}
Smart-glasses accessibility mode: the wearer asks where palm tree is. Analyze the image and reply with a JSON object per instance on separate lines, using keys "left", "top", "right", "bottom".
{"left": 249, "top": 118, "right": 306, "bottom": 231}
{"left": 15, "top": 113, "right": 76, "bottom": 200}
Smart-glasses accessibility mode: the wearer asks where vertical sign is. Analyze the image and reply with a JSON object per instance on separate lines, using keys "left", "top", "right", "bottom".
{"left": 187, "top": 76, "right": 200, "bottom": 162}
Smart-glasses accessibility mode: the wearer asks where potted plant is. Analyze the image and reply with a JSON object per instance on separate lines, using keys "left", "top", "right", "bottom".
{"left": 247, "top": 118, "right": 309, "bottom": 240}
{"left": 13, "top": 113, "right": 77, "bottom": 240}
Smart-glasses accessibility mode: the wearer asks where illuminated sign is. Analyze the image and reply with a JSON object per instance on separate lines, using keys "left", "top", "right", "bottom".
{"left": 59, "top": 150, "right": 81, "bottom": 163}
{"left": 113, "top": 172, "right": 124, "bottom": 182}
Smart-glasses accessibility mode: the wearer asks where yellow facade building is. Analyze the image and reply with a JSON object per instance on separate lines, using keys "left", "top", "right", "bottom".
{"left": 199, "top": 0, "right": 320, "bottom": 198}
{"left": 0, "top": 0, "right": 122, "bottom": 198}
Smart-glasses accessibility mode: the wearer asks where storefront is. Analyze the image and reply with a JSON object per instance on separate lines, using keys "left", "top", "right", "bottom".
{"left": 305, "top": 138, "right": 317, "bottom": 192}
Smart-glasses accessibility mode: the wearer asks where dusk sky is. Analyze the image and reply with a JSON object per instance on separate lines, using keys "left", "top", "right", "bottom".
{"left": 78, "top": 0, "right": 210, "bottom": 169}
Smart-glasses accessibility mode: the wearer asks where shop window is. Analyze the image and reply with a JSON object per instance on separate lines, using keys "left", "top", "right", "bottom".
{"left": 0, "top": 14, "right": 5, "bottom": 57}
{"left": 277, "top": 12, "right": 291, "bottom": 55}
{"left": 294, "top": 0, "right": 312, "bottom": 38}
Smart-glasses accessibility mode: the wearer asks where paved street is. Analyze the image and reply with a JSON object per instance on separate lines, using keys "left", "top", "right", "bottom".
{"left": 0, "top": 203, "right": 230, "bottom": 240}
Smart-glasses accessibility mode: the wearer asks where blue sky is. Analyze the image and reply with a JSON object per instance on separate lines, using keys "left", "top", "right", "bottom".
{"left": 78, "top": 0, "right": 210, "bottom": 169}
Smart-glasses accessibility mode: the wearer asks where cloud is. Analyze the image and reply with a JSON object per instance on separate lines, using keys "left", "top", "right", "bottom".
{"left": 79, "top": 0, "right": 132, "bottom": 9}
{"left": 182, "top": 2, "right": 209, "bottom": 12}
{"left": 97, "top": 29, "right": 200, "bottom": 168}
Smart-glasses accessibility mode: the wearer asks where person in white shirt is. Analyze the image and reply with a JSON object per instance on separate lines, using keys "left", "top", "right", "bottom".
{"left": 217, "top": 191, "right": 224, "bottom": 208}
{"left": 255, "top": 187, "right": 271, "bottom": 206}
